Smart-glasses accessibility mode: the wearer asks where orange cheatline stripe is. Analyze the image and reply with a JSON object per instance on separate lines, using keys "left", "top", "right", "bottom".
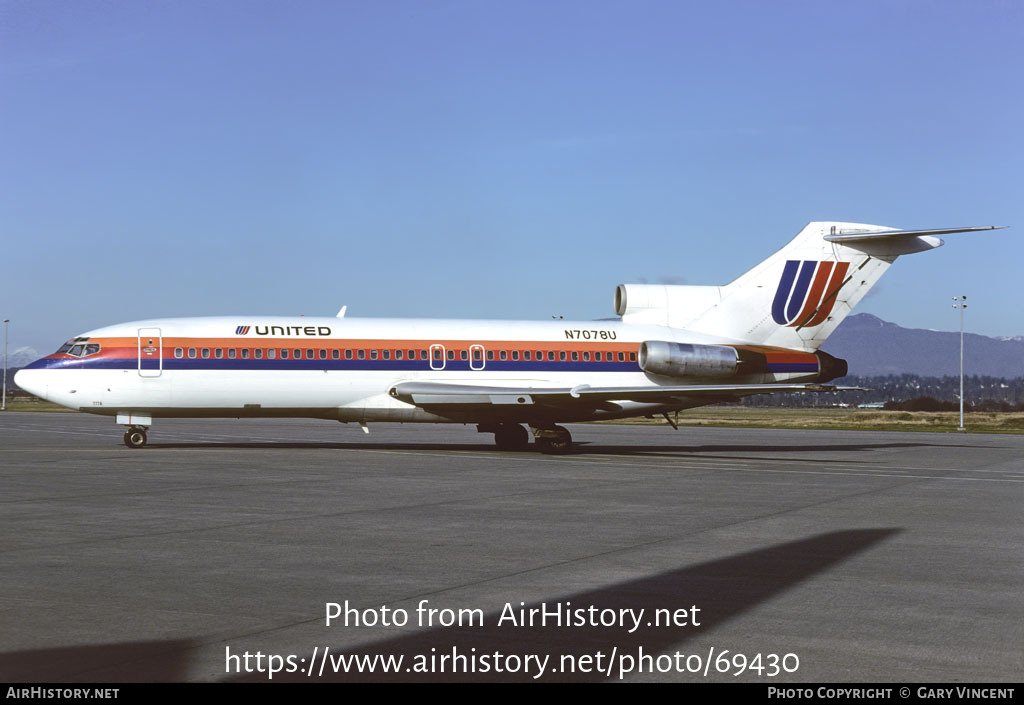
{"left": 86, "top": 337, "right": 635, "bottom": 351}
{"left": 59, "top": 339, "right": 641, "bottom": 361}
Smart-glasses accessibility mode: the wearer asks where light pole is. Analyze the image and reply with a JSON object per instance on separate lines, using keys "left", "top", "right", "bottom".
{"left": 2, "top": 319, "right": 8, "bottom": 411}
{"left": 952, "top": 297, "right": 966, "bottom": 430}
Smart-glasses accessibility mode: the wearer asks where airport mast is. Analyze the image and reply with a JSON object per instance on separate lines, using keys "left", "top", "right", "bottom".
{"left": 952, "top": 297, "right": 966, "bottom": 431}
{"left": 2, "top": 319, "right": 7, "bottom": 411}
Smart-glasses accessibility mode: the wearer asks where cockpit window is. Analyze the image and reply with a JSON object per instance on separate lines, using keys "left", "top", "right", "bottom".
{"left": 58, "top": 340, "right": 101, "bottom": 358}
{"left": 55, "top": 337, "right": 100, "bottom": 357}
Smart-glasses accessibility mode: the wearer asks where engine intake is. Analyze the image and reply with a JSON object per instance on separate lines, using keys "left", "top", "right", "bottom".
{"left": 639, "top": 341, "right": 739, "bottom": 379}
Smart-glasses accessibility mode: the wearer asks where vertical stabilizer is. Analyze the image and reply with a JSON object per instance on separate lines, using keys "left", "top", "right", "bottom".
{"left": 615, "top": 222, "right": 1001, "bottom": 351}
{"left": 685, "top": 222, "right": 921, "bottom": 350}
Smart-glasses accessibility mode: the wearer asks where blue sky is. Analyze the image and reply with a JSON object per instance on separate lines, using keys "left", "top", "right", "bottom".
{"left": 2, "top": 0, "right": 1021, "bottom": 355}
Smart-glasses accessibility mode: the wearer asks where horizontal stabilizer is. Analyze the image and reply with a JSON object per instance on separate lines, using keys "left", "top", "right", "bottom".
{"left": 824, "top": 225, "right": 1005, "bottom": 243}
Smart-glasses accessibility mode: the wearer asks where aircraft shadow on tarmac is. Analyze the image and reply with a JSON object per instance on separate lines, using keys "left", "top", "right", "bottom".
{"left": 144, "top": 439, "right": 988, "bottom": 462}
{"left": 0, "top": 529, "right": 899, "bottom": 682}
{"left": 567, "top": 440, "right": 990, "bottom": 463}
{"left": 0, "top": 639, "right": 195, "bottom": 683}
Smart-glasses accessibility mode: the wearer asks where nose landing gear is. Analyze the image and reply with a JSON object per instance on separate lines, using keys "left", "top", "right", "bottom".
{"left": 123, "top": 426, "right": 148, "bottom": 448}
{"left": 117, "top": 414, "right": 152, "bottom": 449}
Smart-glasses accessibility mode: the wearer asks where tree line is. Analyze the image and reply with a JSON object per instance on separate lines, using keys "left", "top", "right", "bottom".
{"left": 743, "top": 374, "right": 1024, "bottom": 410}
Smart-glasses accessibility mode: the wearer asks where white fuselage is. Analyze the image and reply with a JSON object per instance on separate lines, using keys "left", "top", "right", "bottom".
{"left": 15, "top": 315, "right": 822, "bottom": 425}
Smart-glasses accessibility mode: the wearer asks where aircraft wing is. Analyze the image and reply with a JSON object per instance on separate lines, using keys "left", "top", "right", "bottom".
{"left": 389, "top": 381, "right": 861, "bottom": 408}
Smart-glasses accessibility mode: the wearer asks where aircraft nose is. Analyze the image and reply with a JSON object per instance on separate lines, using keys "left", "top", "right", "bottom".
{"left": 14, "top": 368, "right": 48, "bottom": 401}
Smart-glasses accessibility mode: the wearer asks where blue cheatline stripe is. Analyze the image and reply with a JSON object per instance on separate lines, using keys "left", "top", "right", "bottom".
{"left": 25, "top": 357, "right": 640, "bottom": 373}
{"left": 771, "top": 260, "right": 800, "bottom": 325}
{"left": 785, "top": 261, "right": 817, "bottom": 324}
{"left": 766, "top": 363, "right": 819, "bottom": 372}
{"left": 28, "top": 356, "right": 819, "bottom": 375}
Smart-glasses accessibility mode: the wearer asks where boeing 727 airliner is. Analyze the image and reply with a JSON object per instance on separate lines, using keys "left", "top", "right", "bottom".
{"left": 15, "top": 222, "right": 1003, "bottom": 452}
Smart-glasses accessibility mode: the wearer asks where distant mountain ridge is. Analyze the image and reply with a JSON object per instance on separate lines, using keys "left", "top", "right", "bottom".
{"left": 5, "top": 347, "right": 40, "bottom": 368}
{"left": 827, "top": 314, "right": 1024, "bottom": 378}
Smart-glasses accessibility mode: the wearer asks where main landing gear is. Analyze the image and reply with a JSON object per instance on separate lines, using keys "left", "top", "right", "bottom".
{"left": 123, "top": 426, "right": 148, "bottom": 449}
{"left": 493, "top": 423, "right": 531, "bottom": 451}
{"left": 482, "top": 423, "right": 574, "bottom": 453}
{"left": 532, "top": 425, "right": 573, "bottom": 454}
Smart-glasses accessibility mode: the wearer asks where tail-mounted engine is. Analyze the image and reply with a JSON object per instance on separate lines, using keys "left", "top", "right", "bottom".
{"left": 638, "top": 340, "right": 848, "bottom": 383}
{"left": 639, "top": 341, "right": 739, "bottom": 378}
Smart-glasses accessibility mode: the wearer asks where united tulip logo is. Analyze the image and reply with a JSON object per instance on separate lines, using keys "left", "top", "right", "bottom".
{"left": 771, "top": 260, "right": 849, "bottom": 327}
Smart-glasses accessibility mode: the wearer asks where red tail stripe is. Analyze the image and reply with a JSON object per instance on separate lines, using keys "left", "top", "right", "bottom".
{"left": 805, "top": 261, "right": 850, "bottom": 327}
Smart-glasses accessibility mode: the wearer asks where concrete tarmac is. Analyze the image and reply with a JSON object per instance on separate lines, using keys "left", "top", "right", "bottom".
{"left": 1, "top": 412, "right": 1021, "bottom": 682}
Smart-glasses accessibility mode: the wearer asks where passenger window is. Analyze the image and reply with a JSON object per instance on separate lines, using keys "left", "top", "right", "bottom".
{"left": 629, "top": 352, "right": 637, "bottom": 362}
{"left": 228, "top": 349, "right": 237, "bottom": 359}
{"left": 499, "top": 351, "right": 507, "bottom": 361}
{"left": 202, "top": 348, "right": 211, "bottom": 359}
{"left": 486, "top": 350, "right": 494, "bottom": 361}
{"left": 383, "top": 350, "right": 391, "bottom": 360}
{"left": 215, "top": 348, "right": 224, "bottom": 359}
{"left": 395, "top": 349, "right": 403, "bottom": 360}
{"left": 174, "top": 348, "right": 183, "bottom": 359}
{"left": 188, "top": 348, "right": 197, "bottom": 359}
{"left": 255, "top": 349, "right": 263, "bottom": 359}
{"left": 357, "top": 350, "right": 365, "bottom": 360}
{"left": 345, "top": 349, "right": 353, "bottom": 360}
{"left": 594, "top": 351, "right": 601, "bottom": 361}
{"left": 571, "top": 351, "right": 579, "bottom": 361}
{"left": 536, "top": 350, "right": 543, "bottom": 360}
{"left": 294, "top": 349, "right": 301, "bottom": 359}
{"left": 306, "top": 349, "right": 314, "bottom": 359}
{"left": 447, "top": 349, "right": 455, "bottom": 360}
{"left": 332, "top": 349, "right": 340, "bottom": 360}
{"left": 473, "top": 349, "right": 482, "bottom": 361}
{"left": 559, "top": 351, "right": 566, "bottom": 361}
{"left": 319, "top": 349, "right": 327, "bottom": 360}
{"left": 523, "top": 351, "right": 531, "bottom": 361}
{"left": 582, "top": 351, "right": 590, "bottom": 361}
{"left": 511, "top": 351, "right": 519, "bottom": 361}
{"left": 617, "top": 352, "right": 624, "bottom": 362}
{"left": 408, "top": 349, "right": 416, "bottom": 359}
{"left": 267, "top": 349, "right": 276, "bottom": 359}
{"left": 241, "top": 349, "right": 250, "bottom": 359}
{"left": 370, "top": 349, "right": 378, "bottom": 360}
{"left": 281, "top": 349, "right": 289, "bottom": 359}
{"left": 420, "top": 350, "right": 428, "bottom": 360}
{"left": 433, "top": 348, "right": 442, "bottom": 360}
{"left": 459, "top": 350, "right": 467, "bottom": 361}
